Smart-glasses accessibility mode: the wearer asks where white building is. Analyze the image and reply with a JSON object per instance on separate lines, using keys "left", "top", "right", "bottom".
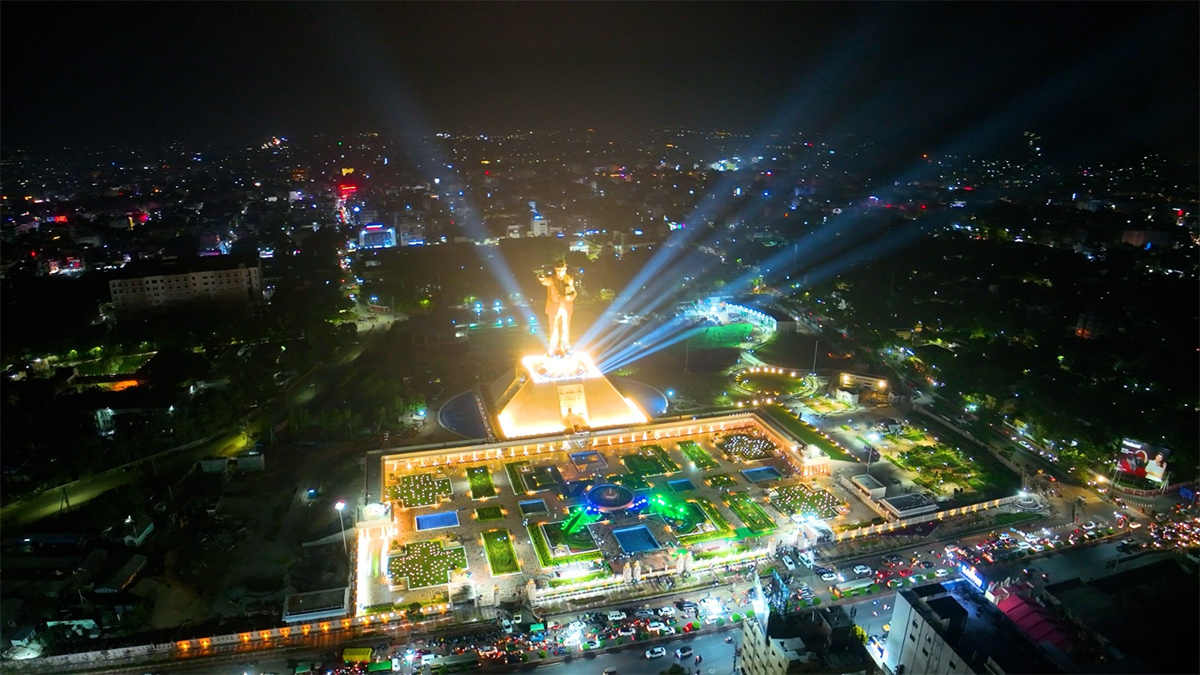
{"left": 108, "top": 258, "right": 262, "bottom": 310}
{"left": 890, "top": 586, "right": 976, "bottom": 675}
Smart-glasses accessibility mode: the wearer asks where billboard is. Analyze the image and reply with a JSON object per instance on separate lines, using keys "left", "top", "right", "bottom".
{"left": 1117, "top": 439, "right": 1170, "bottom": 483}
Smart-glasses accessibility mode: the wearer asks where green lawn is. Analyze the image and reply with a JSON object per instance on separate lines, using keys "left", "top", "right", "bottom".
{"left": 527, "top": 523, "right": 604, "bottom": 567}
{"left": 770, "top": 483, "right": 847, "bottom": 519}
{"left": 623, "top": 451, "right": 672, "bottom": 477}
{"left": 387, "top": 473, "right": 453, "bottom": 508}
{"left": 706, "top": 473, "right": 738, "bottom": 488}
{"left": 467, "top": 466, "right": 497, "bottom": 499}
{"left": 505, "top": 461, "right": 530, "bottom": 494}
{"left": 482, "top": 529, "right": 521, "bottom": 576}
{"left": 724, "top": 492, "right": 777, "bottom": 534}
{"left": 387, "top": 540, "right": 468, "bottom": 589}
{"left": 717, "top": 434, "right": 777, "bottom": 461}
{"left": 677, "top": 497, "right": 736, "bottom": 546}
{"left": 678, "top": 440, "right": 719, "bottom": 470}
{"left": 762, "top": 406, "right": 856, "bottom": 461}
{"left": 476, "top": 506, "right": 505, "bottom": 522}
{"left": 736, "top": 371, "right": 806, "bottom": 396}
{"left": 608, "top": 473, "right": 651, "bottom": 489}
{"left": 544, "top": 518, "right": 600, "bottom": 553}
{"left": 645, "top": 445, "right": 681, "bottom": 472}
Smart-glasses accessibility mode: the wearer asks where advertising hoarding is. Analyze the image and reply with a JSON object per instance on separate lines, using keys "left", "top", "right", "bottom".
{"left": 1117, "top": 439, "right": 1170, "bottom": 483}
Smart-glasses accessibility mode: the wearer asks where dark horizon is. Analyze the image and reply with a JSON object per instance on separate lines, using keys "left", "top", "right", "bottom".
{"left": 2, "top": 2, "right": 1197, "bottom": 161}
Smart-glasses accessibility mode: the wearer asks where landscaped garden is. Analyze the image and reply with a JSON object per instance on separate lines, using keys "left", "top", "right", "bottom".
{"left": 769, "top": 483, "right": 848, "bottom": 520}
{"left": 387, "top": 539, "right": 468, "bottom": 589}
{"left": 724, "top": 491, "right": 777, "bottom": 534}
{"left": 476, "top": 506, "right": 505, "bottom": 522}
{"left": 718, "top": 434, "right": 778, "bottom": 461}
{"left": 386, "top": 472, "right": 453, "bottom": 508}
{"left": 608, "top": 472, "right": 651, "bottom": 489}
{"left": 505, "top": 461, "right": 530, "bottom": 493}
{"left": 467, "top": 466, "right": 497, "bottom": 499}
{"left": 622, "top": 448, "right": 674, "bottom": 477}
{"left": 527, "top": 522, "right": 604, "bottom": 567}
{"left": 482, "top": 529, "right": 521, "bottom": 576}
{"left": 889, "top": 442, "right": 999, "bottom": 494}
{"left": 735, "top": 368, "right": 807, "bottom": 396}
{"left": 679, "top": 440, "right": 719, "bottom": 470}
{"left": 706, "top": 473, "right": 738, "bottom": 488}
{"left": 646, "top": 445, "right": 681, "bottom": 472}
{"left": 544, "top": 515, "right": 600, "bottom": 553}
{"left": 677, "top": 497, "right": 736, "bottom": 546}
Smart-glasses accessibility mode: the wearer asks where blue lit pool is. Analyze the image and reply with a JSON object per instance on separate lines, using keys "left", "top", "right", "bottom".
{"left": 741, "top": 466, "right": 784, "bottom": 483}
{"left": 613, "top": 525, "right": 661, "bottom": 554}
{"left": 668, "top": 479, "right": 696, "bottom": 493}
{"left": 415, "top": 511, "right": 460, "bottom": 531}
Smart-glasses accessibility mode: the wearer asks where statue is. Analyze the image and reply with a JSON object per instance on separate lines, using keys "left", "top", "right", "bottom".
{"left": 539, "top": 260, "right": 576, "bottom": 357}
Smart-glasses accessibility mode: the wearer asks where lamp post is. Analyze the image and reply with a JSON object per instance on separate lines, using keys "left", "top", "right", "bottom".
{"left": 335, "top": 500, "right": 348, "bottom": 556}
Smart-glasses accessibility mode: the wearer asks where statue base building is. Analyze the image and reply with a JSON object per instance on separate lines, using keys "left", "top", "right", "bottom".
{"left": 487, "top": 352, "right": 648, "bottom": 439}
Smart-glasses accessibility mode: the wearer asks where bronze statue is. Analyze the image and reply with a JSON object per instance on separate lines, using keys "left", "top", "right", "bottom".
{"left": 539, "top": 260, "right": 576, "bottom": 357}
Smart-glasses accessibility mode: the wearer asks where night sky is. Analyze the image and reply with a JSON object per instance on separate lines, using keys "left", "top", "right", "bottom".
{"left": 3, "top": 2, "right": 1196, "bottom": 158}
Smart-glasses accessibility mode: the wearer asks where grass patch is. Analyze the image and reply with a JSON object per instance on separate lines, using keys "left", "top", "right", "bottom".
{"left": 467, "top": 466, "right": 497, "bottom": 499}
{"left": 527, "top": 522, "right": 604, "bottom": 567}
{"left": 482, "top": 529, "right": 521, "bottom": 575}
{"left": 386, "top": 472, "right": 453, "bottom": 508}
{"left": 724, "top": 491, "right": 777, "bottom": 534}
{"left": 677, "top": 497, "right": 736, "bottom": 546}
{"left": 387, "top": 540, "right": 468, "bottom": 589}
{"left": 548, "top": 568, "right": 613, "bottom": 588}
{"left": 476, "top": 506, "right": 505, "bottom": 522}
{"left": 679, "top": 440, "right": 719, "bottom": 470}
{"left": 608, "top": 473, "right": 650, "bottom": 489}
{"left": 623, "top": 450, "right": 672, "bottom": 477}
{"left": 505, "top": 461, "right": 530, "bottom": 494}
{"left": 706, "top": 473, "right": 738, "bottom": 488}
{"left": 646, "top": 445, "right": 681, "bottom": 472}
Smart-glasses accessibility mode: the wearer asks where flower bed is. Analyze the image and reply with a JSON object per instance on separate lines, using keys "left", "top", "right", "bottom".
{"left": 770, "top": 483, "right": 847, "bottom": 520}
{"left": 718, "top": 434, "right": 777, "bottom": 461}
{"left": 527, "top": 522, "right": 604, "bottom": 568}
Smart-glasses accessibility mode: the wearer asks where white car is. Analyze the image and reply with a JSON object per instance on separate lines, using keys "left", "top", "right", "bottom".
{"left": 935, "top": 568, "right": 950, "bottom": 578}
{"left": 1082, "top": 521, "right": 1097, "bottom": 531}
{"left": 782, "top": 555, "right": 797, "bottom": 571}
{"left": 657, "top": 606, "right": 676, "bottom": 617}
{"left": 478, "top": 646, "right": 498, "bottom": 656}
{"left": 647, "top": 621, "right": 665, "bottom": 632}
{"left": 646, "top": 647, "right": 666, "bottom": 659}
{"left": 618, "top": 626, "right": 636, "bottom": 637}
{"left": 607, "top": 611, "right": 627, "bottom": 621}
{"left": 704, "top": 615, "right": 722, "bottom": 625}
{"left": 660, "top": 626, "right": 677, "bottom": 635}
{"left": 568, "top": 620, "right": 586, "bottom": 630}
{"left": 585, "top": 638, "right": 601, "bottom": 649}
{"left": 853, "top": 564, "right": 872, "bottom": 576}
{"left": 821, "top": 573, "right": 838, "bottom": 582}
{"left": 1018, "top": 541, "right": 1032, "bottom": 550}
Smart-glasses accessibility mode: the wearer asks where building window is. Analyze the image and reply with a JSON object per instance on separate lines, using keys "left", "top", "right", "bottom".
{"left": 922, "top": 647, "right": 929, "bottom": 657}
{"left": 949, "top": 663, "right": 957, "bottom": 670}
{"left": 910, "top": 634, "right": 916, "bottom": 643}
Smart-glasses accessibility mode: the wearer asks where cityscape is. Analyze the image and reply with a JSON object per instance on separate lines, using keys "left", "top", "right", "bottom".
{"left": 0, "top": 3, "right": 1197, "bottom": 675}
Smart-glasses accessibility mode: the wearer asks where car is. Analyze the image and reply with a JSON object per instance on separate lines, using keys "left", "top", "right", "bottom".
{"left": 853, "top": 564, "right": 872, "bottom": 576}
{"left": 568, "top": 620, "right": 586, "bottom": 630}
{"left": 585, "top": 639, "right": 601, "bottom": 649}
{"left": 635, "top": 609, "right": 655, "bottom": 619}
{"left": 647, "top": 621, "right": 665, "bottom": 632}
{"left": 604, "top": 669, "right": 619, "bottom": 675}
{"left": 645, "top": 647, "right": 666, "bottom": 659}
{"left": 883, "top": 553, "right": 903, "bottom": 564}
{"left": 935, "top": 568, "right": 950, "bottom": 578}
{"left": 679, "top": 601, "right": 698, "bottom": 611}
{"left": 1033, "top": 544, "right": 1045, "bottom": 552}
{"left": 944, "top": 544, "right": 960, "bottom": 553}
{"left": 782, "top": 555, "right": 797, "bottom": 571}
{"left": 704, "top": 615, "right": 721, "bottom": 625}
{"left": 513, "top": 613, "right": 523, "bottom": 623}
{"left": 1082, "top": 521, "right": 1097, "bottom": 531}
{"left": 821, "top": 573, "right": 837, "bottom": 582}
{"left": 675, "top": 646, "right": 694, "bottom": 659}
{"left": 813, "top": 566, "right": 833, "bottom": 575}
{"left": 898, "top": 568, "right": 912, "bottom": 577}
{"left": 658, "top": 606, "right": 676, "bottom": 617}
{"left": 606, "top": 611, "right": 627, "bottom": 621}
{"left": 661, "top": 626, "right": 677, "bottom": 635}
{"left": 917, "top": 561, "right": 934, "bottom": 570}
{"left": 618, "top": 626, "right": 636, "bottom": 637}
{"left": 1018, "top": 541, "right": 1031, "bottom": 550}
{"left": 501, "top": 619, "right": 513, "bottom": 634}
{"left": 478, "top": 646, "right": 498, "bottom": 656}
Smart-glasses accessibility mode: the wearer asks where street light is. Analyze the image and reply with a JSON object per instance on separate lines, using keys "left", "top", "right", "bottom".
{"left": 335, "top": 500, "right": 348, "bottom": 556}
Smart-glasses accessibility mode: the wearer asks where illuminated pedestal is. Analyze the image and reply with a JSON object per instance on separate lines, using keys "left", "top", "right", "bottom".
{"left": 489, "top": 352, "right": 648, "bottom": 439}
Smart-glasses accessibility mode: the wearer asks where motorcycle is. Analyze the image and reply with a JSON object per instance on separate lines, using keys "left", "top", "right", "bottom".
{"left": 725, "top": 636, "right": 734, "bottom": 644}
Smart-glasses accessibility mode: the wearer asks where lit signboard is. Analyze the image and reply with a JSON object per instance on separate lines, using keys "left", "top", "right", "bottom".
{"left": 959, "top": 562, "right": 985, "bottom": 589}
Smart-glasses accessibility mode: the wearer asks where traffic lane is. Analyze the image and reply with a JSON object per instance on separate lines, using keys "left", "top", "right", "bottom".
{"left": 537, "top": 628, "right": 739, "bottom": 675}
